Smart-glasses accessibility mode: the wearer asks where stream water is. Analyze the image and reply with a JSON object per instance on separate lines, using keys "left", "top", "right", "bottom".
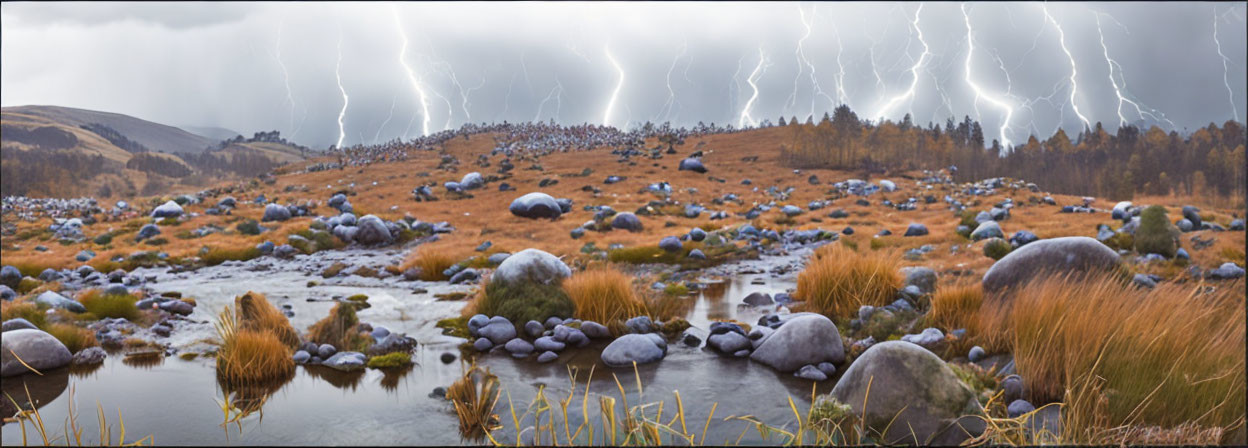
{"left": 2, "top": 247, "right": 832, "bottom": 446}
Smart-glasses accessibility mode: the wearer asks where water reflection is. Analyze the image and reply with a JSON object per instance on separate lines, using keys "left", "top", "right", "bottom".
{"left": 121, "top": 351, "right": 165, "bottom": 369}
{"left": 0, "top": 369, "right": 69, "bottom": 417}
{"left": 303, "top": 366, "right": 366, "bottom": 391}
{"left": 378, "top": 365, "right": 414, "bottom": 392}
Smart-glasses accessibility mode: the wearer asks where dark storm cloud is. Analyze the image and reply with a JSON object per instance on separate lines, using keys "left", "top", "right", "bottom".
{"left": 2, "top": 2, "right": 1244, "bottom": 149}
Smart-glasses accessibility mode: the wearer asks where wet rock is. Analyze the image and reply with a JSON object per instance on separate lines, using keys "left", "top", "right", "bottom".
{"left": 450, "top": 268, "right": 480, "bottom": 285}
{"left": 743, "top": 292, "right": 773, "bottom": 306}
{"left": 681, "top": 330, "right": 702, "bottom": 347}
{"left": 750, "top": 313, "right": 845, "bottom": 372}
{"left": 1, "top": 329, "right": 72, "bottom": 377}
{"left": 601, "top": 334, "right": 666, "bottom": 367}
{"left": 479, "top": 316, "right": 518, "bottom": 345}
{"left": 580, "top": 321, "right": 610, "bottom": 339}
{"left": 534, "top": 336, "right": 565, "bottom": 352}
{"left": 625, "top": 316, "right": 654, "bottom": 334}
{"left": 829, "top": 341, "right": 982, "bottom": 445}
{"left": 493, "top": 249, "right": 571, "bottom": 287}
{"left": 72, "top": 346, "right": 107, "bottom": 365}
{"left": 982, "top": 236, "right": 1121, "bottom": 297}
{"left": 794, "top": 365, "right": 828, "bottom": 381}
{"left": 159, "top": 300, "right": 193, "bottom": 316}
{"left": 544, "top": 316, "right": 565, "bottom": 329}
{"left": 440, "top": 352, "right": 456, "bottom": 364}
{"left": 473, "top": 338, "right": 494, "bottom": 352}
{"left": 524, "top": 320, "right": 544, "bottom": 338}
{"left": 504, "top": 338, "right": 535, "bottom": 358}
{"left": 293, "top": 350, "right": 311, "bottom": 364}
{"left": 1002, "top": 375, "right": 1024, "bottom": 403}
{"left": 322, "top": 351, "right": 367, "bottom": 372}
{"left": 1007, "top": 400, "right": 1035, "bottom": 418}
{"left": 3, "top": 318, "right": 38, "bottom": 332}
{"left": 509, "top": 192, "right": 562, "bottom": 219}
{"left": 35, "top": 291, "right": 86, "bottom": 313}
{"left": 317, "top": 344, "right": 337, "bottom": 359}
{"left": 707, "top": 331, "right": 751, "bottom": 354}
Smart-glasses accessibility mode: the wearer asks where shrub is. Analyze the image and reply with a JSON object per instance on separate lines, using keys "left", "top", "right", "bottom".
{"left": 1101, "top": 231, "right": 1135, "bottom": 252}
{"left": 17, "top": 277, "right": 43, "bottom": 294}
{"left": 307, "top": 302, "right": 369, "bottom": 352}
{"left": 563, "top": 268, "right": 645, "bottom": 325}
{"left": 215, "top": 306, "right": 295, "bottom": 385}
{"left": 473, "top": 276, "right": 575, "bottom": 324}
{"left": 367, "top": 352, "right": 412, "bottom": 369}
{"left": 236, "top": 220, "right": 262, "bottom": 236}
{"left": 794, "top": 244, "right": 901, "bottom": 318}
{"left": 235, "top": 292, "right": 300, "bottom": 349}
{"left": 294, "top": 228, "right": 344, "bottom": 254}
{"left": 144, "top": 237, "right": 169, "bottom": 246}
{"left": 1134, "top": 205, "right": 1177, "bottom": 258}
{"left": 976, "top": 274, "right": 1244, "bottom": 434}
{"left": 663, "top": 283, "right": 689, "bottom": 296}
{"left": 77, "top": 289, "right": 139, "bottom": 320}
{"left": 93, "top": 233, "right": 114, "bottom": 246}
{"left": 45, "top": 323, "right": 98, "bottom": 354}
{"left": 1, "top": 300, "right": 47, "bottom": 329}
{"left": 404, "top": 248, "right": 458, "bottom": 281}
{"left": 202, "top": 246, "right": 262, "bottom": 266}
{"left": 982, "top": 238, "right": 1012, "bottom": 260}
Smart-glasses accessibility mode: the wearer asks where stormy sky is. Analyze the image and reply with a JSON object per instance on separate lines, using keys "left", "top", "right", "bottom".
{"left": 2, "top": 2, "right": 1245, "bottom": 150}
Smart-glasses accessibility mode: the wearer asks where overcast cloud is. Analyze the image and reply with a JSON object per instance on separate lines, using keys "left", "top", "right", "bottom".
{"left": 2, "top": 1, "right": 1245, "bottom": 149}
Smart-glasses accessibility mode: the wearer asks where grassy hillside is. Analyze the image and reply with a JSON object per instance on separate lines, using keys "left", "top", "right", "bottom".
{"left": 4, "top": 105, "right": 215, "bottom": 154}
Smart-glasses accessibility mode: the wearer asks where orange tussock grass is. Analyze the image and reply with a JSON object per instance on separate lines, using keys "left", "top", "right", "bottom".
{"left": 76, "top": 289, "right": 139, "bottom": 320}
{"left": 794, "top": 244, "right": 901, "bottom": 319}
{"left": 307, "top": 302, "right": 369, "bottom": 351}
{"left": 402, "top": 246, "right": 460, "bottom": 281}
{"left": 925, "top": 281, "right": 983, "bottom": 332}
{"left": 214, "top": 305, "right": 295, "bottom": 385}
{"left": 1, "top": 300, "right": 47, "bottom": 329}
{"left": 562, "top": 268, "right": 645, "bottom": 325}
{"left": 235, "top": 291, "right": 300, "bottom": 349}
{"left": 977, "top": 274, "right": 1245, "bottom": 434}
{"left": 45, "top": 323, "right": 98, "bottom": 354}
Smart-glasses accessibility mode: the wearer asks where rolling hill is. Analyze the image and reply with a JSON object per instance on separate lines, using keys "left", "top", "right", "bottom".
{"left": 1, "top": 105, "right": 314, "bottom": 198}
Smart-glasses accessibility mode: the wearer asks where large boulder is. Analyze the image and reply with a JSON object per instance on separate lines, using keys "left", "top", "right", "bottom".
{"left": 2, "top": 329, "right": 73, "bottom": 377}
{"left": 35, "top": 291, "right": 86, "bottom": 313}
{"left": 353, "top": 215, "right": 394, "bottom": 245}
{"left": 262, "top": 203, "right": 292, "bottom": 222}
{"left": 611, "top": 212, "right": 644, "bottom": 232}
{"left": 829, "top": 341, "right": 982, "bottom": 445}
{"left": 460, "top": 172, "right": 485, "bottom": 190}
{"left": 1, "top": 265, "right": 21, "bottom": 288}
{"left": 509, "top": 193, "right": 562, "bottom": 219}
{"left": 970, "top": 221, "right": 1003, "bottom": 241}
{"left": 601, "top": 334, "right": 667, "bottom": 367}
{"left": 749, "top": 313, "right": 845, "bottom": 372}
{"left": 982, "top": 236, "right": 1122, "bottom": 297}
{"left": 151, "top": 200, "right": 183, "bottom": 218}
{"left": 492, "top": 249, "right": 571, "bottom": 287}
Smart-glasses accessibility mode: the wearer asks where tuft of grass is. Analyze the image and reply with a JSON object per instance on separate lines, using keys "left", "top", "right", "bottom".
{"left": 436, "top": 316, "right": 471, "bottom": 338}
{"left": 982, "top": 238, "right": 1012, "bottom": 260}
{"left": 17, "top": 277, "right": 43, "bottom": 295}
{"left": 404, "top": 247, "right": 459, "bottom": 281}
{"left": 235, "top": 292, "right": 300, "bottom": 349}
{"left": 1219, "top": 246, "right": 1245, "bottom": 264}
{"left": 366, "top": 352, "right": 412, "bottom": 369}
{"left": 563, "top": 268, "right": 645, "bottom": 325}
{"left": 925, "top": 282, "right": 983, "bottom": 332}
{"left": 1101, "top": 231, "right": 1135, "bottom": 252}
{"left": 214, "top": 305, "right": 295, "bottom": 385}
{"left": 201, "top": 246, "right": 262, "bottom": 266}
{"left": 236, "top": 220, "right": 262, "bottom": 236}
{"left": 793, "top": 244, "right": 901, "bottom": 319}
{"left": 77, "top": 290, "right": 139, "bottom": 320}
{"left": 1, "top": 300, "right": 47, "bottom": 329}
{"left": 307, "top": 302, "right": 369, "bottom": 352}
{"left": 976, "top": 274, "right": 1244, "bottom": 433}
{"left": 448, "top": 364, "right": 502, "bottom": 441}
{"left": 472, "top": 275, "right": 576, "bottom": 325}
{"left": 4, "top": 385, "right": 154, "bottom": 446}
{"left": 45, "top": 323, "right": 98, "bottom": 354}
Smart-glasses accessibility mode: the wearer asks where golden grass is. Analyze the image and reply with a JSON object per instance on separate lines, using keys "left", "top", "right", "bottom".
{"left": 3, "top": 385, "right": 154, "bottom": 446}
{"left": 976, "top": 274, "right": 1245, "bottom": 433}
{"left": 306, "top": 302, "right": 369, "bottom": 351}
{"left": 213, "top": 305, "right": 295, "bottom": 385}
{"left": 234, "top": 292, "right": 300, "bottom": 349}
{"left": 1, "top": 300, "right": 47, "bottom": 329}
{"left": 45, "top": 323, "right": 98, "bottom": 354}
{"left": 793, "top": 244, "right": 901, "bottom": 319}
{"left": 76, "top": 290, "right": 139, "bottom": 320}
{"left": 201, "top": 246, "right": 262, "bottom": 266}
{"left": 403, "top": 246, "right": 459, "bottom": 281}
{"left": 925, "top": 282, "right": 983, "bottom": 332}
{"left": 563, "top": 268, "right": 646, "bottom": 325}
{"left": 448, "top": 364, "right": 502, "bottom": 441}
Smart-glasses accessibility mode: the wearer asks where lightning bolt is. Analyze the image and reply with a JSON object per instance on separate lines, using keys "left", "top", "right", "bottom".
{"left": 1092, "top": 11, "right": 1174, "bottom": 129}
{"left": 962, "top": 3, "right": 1014, "bottom": 148}
{"left": 789, "top": 4, "right": 836, "bottom": 118}
{"left": 392, "top": 6, "right": 431, "bottom": 137}
{"left": 829, "top": 12, "right": 849, "bottom": 108}
{"left": 1042, "top": 4, "right": 1091, "bottom": 131}
{"left": 373, "top": 97, "right": 396, "bottom": 143}
{"left": 334, "top": 32, "right": 348, "bottom": 149}
{"left": 274, "top": 21, "right": 298, "bottom": 139}
{"left": 657, "top": 40, "right": 687, "bottom": 123}
{"left": 498, "top": 72, "right": 517, "bottom": 123}
{"left": 738, "top": 46, "right": 768, "bottom": 128}
{"left": 874, "top": 3, "right": 928, "bottom": 121}
{"left": 1213, "top": 6, "right": 1240, "bottom": 122}
{"left": 535, "top": 78, "right": 564, "bottom": 122}
{"left": 602, "top": 44, "right": 625, "bottom": 128}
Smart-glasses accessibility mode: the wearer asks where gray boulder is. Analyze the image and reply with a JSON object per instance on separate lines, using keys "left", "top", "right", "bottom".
{"left": 658, "top": 236, "right": 683, "bottom": 252}
{"left": 322, "top": 351, "right": 367, "bottom": 372}
{"left": 3, "top": 318, "right": 38, "bottom": 332}
{"left": 742, "top": 292, "right": 773, "bottom": 307}
{"left": 601, "top": 334, "right": 667, "bottom": 367}
{"left": 492, "top": 249, "right": 571, "bottom": 287}
{"left": 982, "top": 236, "right": 1121, "bottom": 297}
{"left": 354, "top": 215, "right": 394, "bottom": 245}
{"left": 970, "top": 221, "right": 1003, "bottom": 241}
{"left": 901, "top": 267, "right": 938, "bottom": 295}
{"left": 1, "top": 329, "right": 73, "bottom": 377}
{"left": 904, "top": 223, "right": 929, "bottom": 237}
{"left": 35, "top": 291, "right": 86, "bottom": 313}
{"left": 829, "top": 341, "right": 982, "bottom": 445}
{"left": 137, "top": 224, "right": 162, "bottom": 240}
{"left": 1206, "top": 262, "right": 1246, "bottom": 280}
{"left": 509, "top": 192, "right": 562, "bottom": 219}
{"left": 460, "top": 172, "right": 485, "bottom": 190}
{"left": 479, "top": 316, "right": 518, "bottom": 345}
{"left": 1, "top": 265, "right": 21, "bottom": 288}
{"left": 262, "top": 203, "right": 292, "bottom": 222}
{"left": 151, "top": 201, "right": 183, "bottom": 218}
{"left": 678, "top": 158, "right": 707, "bottom": 173}
{"left": 611, "top": 212, "right": 644, "bottom": 232}
{"left": 707, "top": 331, "right": 751, "bottom": 354}
{"left": 580, "top": 321, "right": 610, "bottom": 339}
{"left": 72, "top": 347, "right": 107, "bottom": 365}
{"left": 749, "top": 313, "right": 845, "bottom": 372}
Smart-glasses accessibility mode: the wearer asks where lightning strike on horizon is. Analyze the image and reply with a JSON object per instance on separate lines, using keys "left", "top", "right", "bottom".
{"left": 790, "top": 4, "right": 836, "bottom": 118}
{"left": 274, "top": 21, "right": 298, "bottom": 139}
{"left": 498, "top": 73, "right": 517, "bottom": 123}
{"left": 373, "top": 97, "right": 397, "bottom": 143}
{"left": 829, "top": 14, "right": 849, "bottom": 108}
{"left": 657, "top": 41, "right": 687, "bottom": 123}
{"left": 334, "top": 32, "right": 348, "bottom": 149}
{"left": 962, "top": 3, "right": 1015, "bottom": 148}
{"left": 874, "top": 3, "right": 928, "bottom": 121}
{"left": 738, "top": 46, "right": 768, "bottom": 128}
{"left": 1093, "top": 12, "right": 1173, "bottom": 129}
{"left": 602, "top": 45, "right": 625, "bottom": 128}
{"left": 1214, "top": 7, "right": 1240, "bottom": 122}
{"left": 535, "top": 78, "right": 563, "bottom": 122}
{"left": 1042, "top": 4, "right": 1092, "bottom": 131}
{"left": 392, "top": 7, "right": 431, "bottom": 137}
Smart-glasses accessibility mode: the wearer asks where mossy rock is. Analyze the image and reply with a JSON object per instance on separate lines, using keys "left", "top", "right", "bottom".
{"left": 367, "top": 352, "right": 412, "bottom": 369}
{"left": 436, "top": 317, "right": 470, "bottom": 338}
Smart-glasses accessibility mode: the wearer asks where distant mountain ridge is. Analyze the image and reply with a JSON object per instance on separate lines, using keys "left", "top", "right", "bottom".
{"left": 4, "top": 105, "right": 217, "bottom": 154}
